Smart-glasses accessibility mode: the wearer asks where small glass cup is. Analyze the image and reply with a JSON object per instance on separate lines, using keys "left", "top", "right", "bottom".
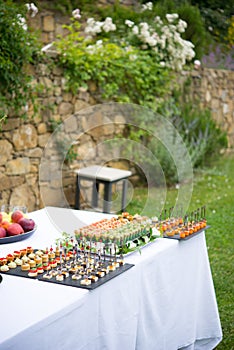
{"left": 1, "top": 205, "right": 14, "bottom": 214}
{"left": 12, "top": 206, "right": 27, "bottom": 214}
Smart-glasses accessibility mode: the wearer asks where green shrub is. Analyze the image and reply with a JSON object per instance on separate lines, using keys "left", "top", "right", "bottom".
{"left": 0, "top": 0, "right": 40, "bottom": 119}
{"left": 159, "top": 97, "right": 228, "bottom": 167}
{"left": 56, "top": 19, "right": 172, "bottom": 109}
{"left": 146, "top": 0, "right": 210, "bottom": 58}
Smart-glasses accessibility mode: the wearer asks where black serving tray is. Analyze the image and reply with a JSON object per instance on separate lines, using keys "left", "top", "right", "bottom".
{"left": 0, "top": 262, "right": 134, "bottom": 290}
{"left": 163, "top": 225, "right": 210, "bottom": 240}
{"left": 37, "top": 263, "right": 134, "bottom": 290}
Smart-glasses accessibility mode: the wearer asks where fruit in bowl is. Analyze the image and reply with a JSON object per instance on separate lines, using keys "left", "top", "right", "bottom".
{"left": 0, "top": 207, "right": 36, "bottom": 238}
{"left": 11, "top": 210, "right": 24, "bottom": 223}
{"left": 6, "top": 223, "right": 24, "bottom": 236}
{"left": 0, "top": 227, "right": 6, "bottom": 238}
{"left": 18, "top": 218, "right": 35, "bottom": 232}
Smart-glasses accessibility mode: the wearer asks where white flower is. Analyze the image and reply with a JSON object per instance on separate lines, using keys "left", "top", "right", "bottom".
{"left": 145, "top": 36, "right": 157, "bottom": 47}
{"left": 96, "top": 40, "right": 103, "bottom": 48}
{"left": 154, "top": 16, "right": 163, "bottom": 25}
{"left": 166, "top": 13, "right": 179, "bottom": 23}
{"left": 102, "top": 17, "right": 116, "bottom": 32}
{"left": 139, "top": 22, "right": 149, "bottom": 31}
{"left": 16, "top": 14, "right": 27, "bottom": 30}
{"left": 25, "top": 3, "right": 38, "bottom": 17}
{"left": 85, "top": 18, "right": 102, "bottom": 36}
{"left": 177, "top": 19, "right": 187, "bottom": 33}
{"left": 86, "top": 45, "right": 95, "bottom": 54}
{"left": 72, "top": 8, "right": 81, "bottom": 19}
{"left": 194, "top": 60, "right": 201, "bottom": 69}
{"left": 132, "top": 25, "right": 139, "bottom": 35}
{"left": 129, "top": 54, "right": 137, "bottom": 61}
{"left": 125, "top": 20, "right": 134, "bottom": 28}
{"left": 141, "top": 2, "right": 153, "bottom": 11}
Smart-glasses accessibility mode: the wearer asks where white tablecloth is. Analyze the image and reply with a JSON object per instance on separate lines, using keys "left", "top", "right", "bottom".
{"left": 0, "top": 207, "right": 222, "bottom": 350}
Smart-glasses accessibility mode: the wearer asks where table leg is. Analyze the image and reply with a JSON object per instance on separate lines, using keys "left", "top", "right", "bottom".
{"left": 122, "top": 179, "right": 128, "bottom": 212}
{"left": 104, "top": 183, "right": 112, "bottom": 213}
{"left": 92, "top": 182, "right": 99, "bottom": 209}
{"left": 75, "top": 175, "right": 80, "bottom": 209}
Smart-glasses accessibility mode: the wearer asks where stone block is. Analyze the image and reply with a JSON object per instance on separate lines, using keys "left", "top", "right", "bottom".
{"left": 52, "top": 66, "right": 63, "bottom": 76}
{"left": 38, "top": 133, "right": 51, "bottom": 147}
{"left": 223, "top": 103, "right": 229, "bottom": 114}
{"left": 25, "top": 147, "right": 43, "bottom": 158}
{"left": 0, "top": 140, "right": 13, "bottom": 165}
{"left": 54, "top": 77, "right": 62, "bottom": 86}
{"left": 39, "top": 77, "right": 54, "bottom": 94}
{"left": 62, "top": 92, "right": 73, "bottom": 102}
{"left": 59, "top": 102, "right": 73, "bottom": 115}
{"left": 1, "top": 118, "right": 20, "bottom": 131}
{"left": 12, "top": 124, "right": 38, "bottom": 150}
{"left": 30, "top": 165, "right": 39, "bottom": 173}
{"left": 10, "top": 184, "right": 36, "bottom": 212}
{"left": 25, "top": 174, "right": 38, "bottom": 187}
{"left": 41, "top": 32, "right": 50, "bottom": 44}
{"left": 6, "top": 158, "right": 30, "bottom": 175}
{"left": 43, "top": 15, "right": 55, "bottom": 32}
{"left": 77, "top": 140, "right": 96, "bottom": 160}
{"left": 54, "top": 86, "right": 62, "bottom": 96}
{"left": 78, "top": 87, "right": 90, "bottom": 102}
{"left": 37, "top": 63, "right": 50, "bottom": 76}
{"left": 0, "top": 174, "right": 11, "bottom": 191}
{"left": 64, "top": 115, "right": 78, "bottom": 133}
{"left": 10, "top": 175, "right": 25, "bottom": 188}
{"left": 74, "top": 100, "right": 90, "bottom": 112}
{"left": 38, "top": 123, "right": 47, "bottom": 134}
{"left": 205, "top": 90, "right": 211, "bottom": 103}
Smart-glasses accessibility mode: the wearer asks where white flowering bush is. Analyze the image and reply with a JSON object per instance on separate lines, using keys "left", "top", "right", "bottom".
{"left": 55, "top": 2, "right": 198, "bottom": 111}
{"left": 81, "top": 4, "right": 195, "bottom": 71}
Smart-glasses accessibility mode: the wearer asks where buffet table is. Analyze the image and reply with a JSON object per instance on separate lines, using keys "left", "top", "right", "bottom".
{"left": 0, "top": 207, "right": 222, "bottom": 350}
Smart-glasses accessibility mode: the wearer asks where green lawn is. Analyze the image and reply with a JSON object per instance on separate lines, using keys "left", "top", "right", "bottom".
{"left": 126, "top": 153, "right": 234, "bottom": 349}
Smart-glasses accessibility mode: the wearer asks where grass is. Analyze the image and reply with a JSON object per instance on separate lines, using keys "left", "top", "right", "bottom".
{"left": 126, "top": 152, "right": 234, "bottom": 349}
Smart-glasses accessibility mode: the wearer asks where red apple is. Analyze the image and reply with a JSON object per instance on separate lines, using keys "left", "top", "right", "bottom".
{"left": 1, "top": 220, "right": 11, "bottom": 230}
{"left": 18, "top": 218, "right": 35, "bottom": 232}
{"left": 7, "top": 223, "right": 24, "bottom": 236}
{"left": 0, "top": 227, "right": 6, "bottom": 238}
{"left": 11, "top": 210, "right": 24, "bottom": 223}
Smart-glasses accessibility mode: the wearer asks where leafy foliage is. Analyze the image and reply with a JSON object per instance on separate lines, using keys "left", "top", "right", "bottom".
{"left": 190, "top": 0, "right": 234, "bottom": 44}
{"left": 139, "top": 0, "right": 209, "bottom": 59}
{"left": 56, "top": 19, "right": 172, "bottom": 108}
{"left": 159, "top": 97, "right": 228, "bottom": 167}
{"left": 0, "top": 0, "right": 40, "bottom": 118}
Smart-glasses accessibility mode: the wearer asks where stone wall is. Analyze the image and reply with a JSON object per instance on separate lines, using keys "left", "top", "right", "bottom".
{"left": 1, "top": 62, "right": 233, "bottom": 212}
{"left": 187, "top": 68, "right": 234, "bottom": 145}
{"left": 0, "top": 60, "right": 129, "bottom": 211}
